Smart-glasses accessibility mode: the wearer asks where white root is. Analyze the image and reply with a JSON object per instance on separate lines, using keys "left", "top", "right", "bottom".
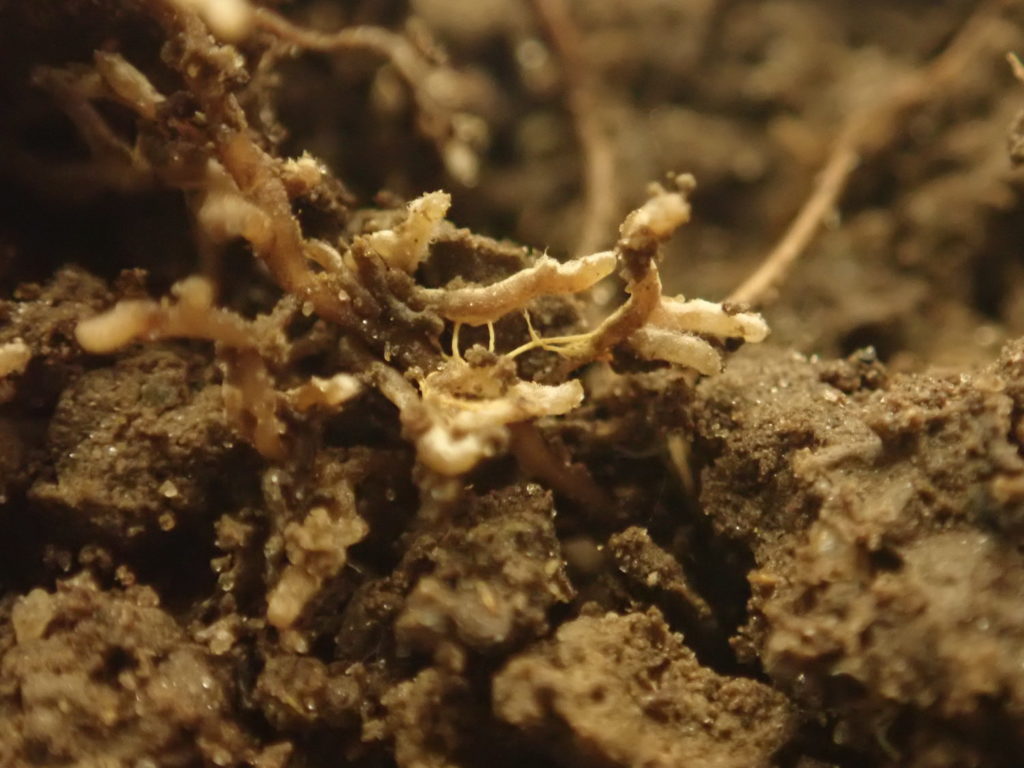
{"left": 417, "top": 250, "right": 617, "bottom": 326}
{"left": 0, "top": 340, "right": 31, "bottom": 379}
{"left": 618, "top": 182, "right": 693, "bottom": 245}
{"left": 196, "top": 160, "right": 274, "bottom": 248}
{"left": 65, "top": 40, "right": 762, "bottom": 479}
{"left": 75, "top": 277, "right": 363, "bottom": 462}
{"left": 361, "top": 191, "right": 451, "bottom": 274}
{"left": 286, "top": 374, "right": 362, "bottom": 412}
{"left": 647, "top": 297, "right": 769, "bottom": 344}
{"left": 168, "top": 0, "right": 255, "bottom": 42}
{"left": 280, "top": 153, "right": 325, "bottom": 196}
{"left": 92, "top": 51, "right": 166, "bottom": 120}
{"left": 75, "top": 301, "right": 159, "bottom": 354}
{"left": 416, "top": 362, "right": 584, "bottom": 476}
{"left": 75, "top": 276, "right": 253, "bottom": 353}
{"left": 627, "top": 328, "right": 723, "bottom": 376}
{"left": 625, "top": 296, "right": 768, "bottom": 374}
{"left": 466, "top": 177, "right": 768, "bottom": 376}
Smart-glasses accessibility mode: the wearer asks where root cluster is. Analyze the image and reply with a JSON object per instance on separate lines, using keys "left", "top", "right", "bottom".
{"left": 60, "top": 1, "right": 767, "bottom": 480}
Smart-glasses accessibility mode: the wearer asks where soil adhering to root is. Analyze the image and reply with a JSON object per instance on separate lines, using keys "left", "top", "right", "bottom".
{"left": 3, "top": 1, "right": 1024, "bottom": 767}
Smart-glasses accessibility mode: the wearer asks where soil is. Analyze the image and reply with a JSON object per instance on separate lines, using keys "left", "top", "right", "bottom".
{"left": 2, "top": 1, "right": 1024, "bottom": 767}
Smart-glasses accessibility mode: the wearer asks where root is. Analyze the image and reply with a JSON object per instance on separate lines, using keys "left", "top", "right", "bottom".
{"left": 528, "top": 0, "right": 617, "bottom": 254}
{"left": 553, "top": 178, "right": 692, "bottom": 369}
{"left": 215, "top": 132, "right": 355, "bottom": 328}
{"left": 728, "top": 0, "right": 1009, "bottom": 308}
{"left": 727, "top": 138, "right": 858, "bottom": 308}
{"left": 415, "top": 250, "right": 617, "bottom": 326}
{"left": 253, "top": 7, "right": 483, "bottom": 185}
{"left": 361, "top": 192, "right": 451, "bottom": 274}
{"left": 168, "top": 0, "right": 255, "bottom": 42}
{"left": 222, "top": 348, "right": 289, "bottom": 461}
{"left": 53, "top": 1, "right": 770, "bottom": 484}
{"left": 0, "top": 340, "right": 32, "bottom": 402}
{"left": 417, "top": 361, "right": 585, "bottom": 477}
{"left": 75, "top": 276, "right": 253, "bottom": 353}
{"left": 286, "top": 375, "right": 362, "bottom": 412}
{"left": 266, "top": 500, "right": 368, "bottom": 641}
{"left": 0, "top": 340, "right": 32, "bottom": 380}
{"left": 76, "top": 278, "right": 360, "bottom": 461}
{"left": 76, "top": 276, "right": 289, "bottom": 459}
{"left": 508, "top": 423, "right": 613, "bottom": 512}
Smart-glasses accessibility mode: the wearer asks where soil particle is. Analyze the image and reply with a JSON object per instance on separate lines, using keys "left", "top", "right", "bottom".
{"left": 0, "top": 573, "right": 254, "bottom": 767}
{"left": 254, "top": 654, "right": 364, "bottom": 732}
{"left": 0, "top": 268, "right": 116, "bottom": 502}
{"left": 492, "top": 608, "right": 794, "bottom": 768}
{"left": 607, "top": 526, "right": 712, "bottom": 625}
{"left": 394, "top": 483, "right": 573, "bottom": 657}
{"left": 29, "top": 347, "right": 239, "bottom": 539}
{"left": 695, "top": 344, "right": 1024, "bottom": 765}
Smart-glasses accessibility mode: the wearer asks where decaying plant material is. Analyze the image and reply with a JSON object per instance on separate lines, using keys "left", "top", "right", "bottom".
{"left": 5, "top": 0, "right": 1024, "bottom": 766}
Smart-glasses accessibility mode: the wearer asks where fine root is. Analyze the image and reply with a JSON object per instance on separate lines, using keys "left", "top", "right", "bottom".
{"left": 729, "top": 0, "right": 1010, "bottom": 307}
{"left": 266, "top": 501, "right": 368, "bottom": 640}
{"left": 76, "top": 277, "right": 360, "bottom": 461}
{"left": 253, "top": 6, "right": 485, "bottom": 185}
{"left": 528, "top": 0, "right": 617, "bottom": 254}
{"left": 508, "top": 422, "right": 613, "bottom": 512}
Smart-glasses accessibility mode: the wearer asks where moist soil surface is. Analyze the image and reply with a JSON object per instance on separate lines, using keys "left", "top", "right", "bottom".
{"left": 3, "top": 1, "right": 1024, "bottom": 767}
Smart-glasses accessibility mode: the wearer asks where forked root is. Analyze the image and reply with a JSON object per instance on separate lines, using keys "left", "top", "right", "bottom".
{"left": 76, "top": 277, "right": 361, "bottom": 461}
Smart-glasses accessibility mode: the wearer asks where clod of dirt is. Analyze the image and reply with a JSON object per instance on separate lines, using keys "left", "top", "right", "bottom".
{"left": 607, "top": 526, "right": 712, "bottom": 623}
{"left": 695, "top": 343, "right": 1024, "bottom": 765}
{"left": 395, "top": 483, "right": 574, "bottom": 657}
{"left": 493, "top": 608, "right": 794, "bottom": 768}
{"left": 30, "top": 347, "right": 239, "bottom": 539}
{"left": 0, "top": 574, "right": 255, "bottom": 767}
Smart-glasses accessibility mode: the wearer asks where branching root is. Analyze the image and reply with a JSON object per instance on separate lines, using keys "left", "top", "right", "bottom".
{"left": 417, "top": 359, "right": 584, "bottom": 476}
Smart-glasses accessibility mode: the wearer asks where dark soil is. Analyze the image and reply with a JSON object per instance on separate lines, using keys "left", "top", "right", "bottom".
{"left": 3, "top": 1, "right": 1024, "bottom": 767}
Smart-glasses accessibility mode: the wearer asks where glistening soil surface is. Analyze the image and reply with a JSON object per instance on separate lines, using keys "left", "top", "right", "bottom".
{"left": 2, "top": 1, "right": 1024, "bottom": 767}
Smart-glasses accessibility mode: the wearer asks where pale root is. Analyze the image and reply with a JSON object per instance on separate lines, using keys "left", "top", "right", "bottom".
{"left": 287, "top": 374, "right": 362, "bottom": 411}
{"left": 647, "top": 297, "right": 769, "bottom": 343}
{"left": 76, "top": 301, "right": 158, "bottom": 354}
{"left": 628, "top": 327, "right": 723, "bottom": 376}
{"left": 0, "top": 340, "right": 32, "bottom": 379}
{"left": 619, "top": 186, "right": 692, "bottom": 244}
{"left": 363, "top": 191, "right": 452, "bottom": 274}
{"left": 418, "top": 250, "right": 616, "bottom": 325}
{"left": 93, "top": 51, "right": 166, "bottom": 120}
{"left": 169, "top": 0, "right": 255, "bottom": 42}
{"left": 416, "top": 364, "right": 584, "bottom": 476}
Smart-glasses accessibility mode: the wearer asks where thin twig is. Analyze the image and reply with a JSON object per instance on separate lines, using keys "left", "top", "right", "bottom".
{"left": 528, "top": 0, "right": 617, "bottom": 255}
{"left": 728, "top": 0, "right": 1010, "bottom": 308}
